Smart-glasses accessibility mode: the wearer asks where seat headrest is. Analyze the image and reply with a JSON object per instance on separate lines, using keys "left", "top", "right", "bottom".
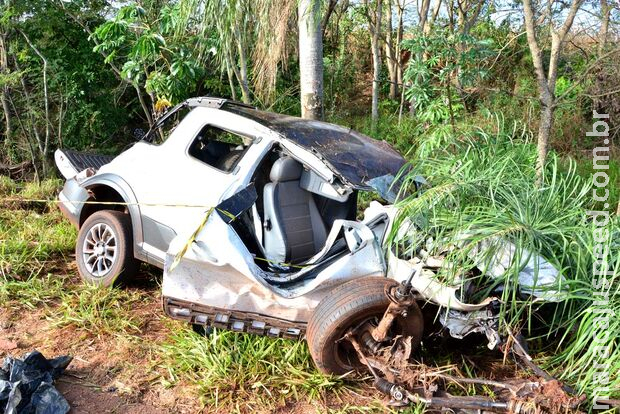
{"left": 270, "top": 157, "right": 303, "bottom": 182}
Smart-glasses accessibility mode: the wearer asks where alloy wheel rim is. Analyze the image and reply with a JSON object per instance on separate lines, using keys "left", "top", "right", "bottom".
{"left": 82, "top": 222, "right": 117, "bottom": 277}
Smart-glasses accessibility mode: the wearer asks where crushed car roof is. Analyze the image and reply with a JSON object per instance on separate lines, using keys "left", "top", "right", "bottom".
{"left": 224, "top": 105, "right": 408, "bottom": 190}
{"left": 148, "top": 97, "right": 409, "bottom": 196}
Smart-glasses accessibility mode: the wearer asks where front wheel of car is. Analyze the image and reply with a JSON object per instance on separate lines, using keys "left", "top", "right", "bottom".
{"left": 307, "top": 276, "right": 424, "bottom": 375}
{"left": 76, "top": 210, "right": 138, "bottom": 286}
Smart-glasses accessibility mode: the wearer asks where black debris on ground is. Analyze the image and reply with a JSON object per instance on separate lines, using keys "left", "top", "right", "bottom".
{"left": 0, "top": 350, "right": 72, "bottom": 414}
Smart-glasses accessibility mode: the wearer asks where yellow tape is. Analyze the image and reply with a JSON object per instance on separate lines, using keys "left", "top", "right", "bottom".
{"left": 253, "top": 256, "right": 306, "bottom": 270}
{"left": 1, "top": 197, "right": 216, "bottom": 209}
{"left": 3, "top": 196, "right": 309, "bottom": 271}
{"left": 169, "top": 207, "right": 215, "bottom": 272}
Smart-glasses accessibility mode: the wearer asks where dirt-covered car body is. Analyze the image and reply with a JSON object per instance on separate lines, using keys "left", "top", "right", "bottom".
{"left": 55, "top": 97, "right": 563, "bottom": 342}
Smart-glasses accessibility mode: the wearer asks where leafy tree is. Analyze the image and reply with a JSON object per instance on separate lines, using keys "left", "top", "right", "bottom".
{"left": 0, "top": 0, "right": 134, "bottom": 176}
{"left": 521, "top": 0, "right": 583, "bottom": 183}
{"left": 402, "top": 29, "right": 493, "bottom": 129}
{"left": 92, "top": 2, "right": 213, "bottom": 112}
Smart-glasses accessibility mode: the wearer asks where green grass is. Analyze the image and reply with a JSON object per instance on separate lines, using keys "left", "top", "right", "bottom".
{"left": 0, "top": 273, "right": 66, "bottom": 309}
{"left": 158, "top": 325, "right": 347, "bottom": 411}
{"left": 50, "top": 284, "right": 147, "bottom": 337}
{"left": 326, "top": 402, "right": 409, "bottom": 413}
{"left": 0, "top": 178, "right": 75, "bottom": 279}
{"left": 0, "top": 175, "right": 17, "bottom": 195}
{"left": 566, "top": 155, "right": 620, "bottom": 210}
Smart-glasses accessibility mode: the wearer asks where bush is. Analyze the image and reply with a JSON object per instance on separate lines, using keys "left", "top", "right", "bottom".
{"left": 390, "top": 113, "right": 619, "bottom": 401}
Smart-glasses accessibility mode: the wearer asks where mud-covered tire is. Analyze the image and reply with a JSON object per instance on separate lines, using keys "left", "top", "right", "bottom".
{"left": 76, "top": 210, "right": 138, "bottom": 287}
{"left": 307, "top": 276, "right": 424, "bottom": 375}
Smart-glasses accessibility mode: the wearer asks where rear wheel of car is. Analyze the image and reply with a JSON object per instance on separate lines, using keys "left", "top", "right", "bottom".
{"left": 307, "top": 276, "right": 424, "bottom": 375}
{"left": 76, "top": 210, "right": 138, "bottom": 286}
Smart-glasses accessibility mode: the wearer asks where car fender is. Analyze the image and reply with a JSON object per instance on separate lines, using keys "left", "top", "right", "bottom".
{"left": 80, "top": 173, "right": 145, "bottom": 261}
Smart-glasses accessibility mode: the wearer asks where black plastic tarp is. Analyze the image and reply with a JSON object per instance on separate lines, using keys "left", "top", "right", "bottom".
{"left": 0, "top": 350, "right": 71, "bottom": 414}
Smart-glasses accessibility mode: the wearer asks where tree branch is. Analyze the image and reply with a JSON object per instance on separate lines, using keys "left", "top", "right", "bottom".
{"left": 19, "top": 30, "right": 51, "bottom": 157}
{"left": 555, "top": 47, "right": 620, "bottom": 103}
{"left": 55, "top": 0, "right": 154, "bottom": 126}
{"left": 522, "top": 0, "right": 551, "bottom": 99}
{"left": 321, "top": 0, "right": 339, "bottom": 39}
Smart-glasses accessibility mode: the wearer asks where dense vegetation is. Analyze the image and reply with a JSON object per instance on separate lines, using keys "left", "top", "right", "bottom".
{"left": 0, "top": 0, "right": 618, "bottom": 411}
{"left": 1, "top": 0, "right": 618, "bottom": 182}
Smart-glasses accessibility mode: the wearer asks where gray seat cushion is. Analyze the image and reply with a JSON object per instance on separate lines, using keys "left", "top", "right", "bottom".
{"left": 263, "top": 157, "right": 327, "bottom": 265}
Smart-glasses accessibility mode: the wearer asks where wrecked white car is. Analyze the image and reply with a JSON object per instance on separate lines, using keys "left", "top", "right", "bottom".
{"left": 55, "top": 98, "right": 569, "bottom": 408}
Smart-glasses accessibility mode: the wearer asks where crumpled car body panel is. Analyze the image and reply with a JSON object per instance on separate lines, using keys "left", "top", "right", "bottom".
{"left": 223, "top": 106, "right": 408, "bottom": 191}
{"left": 162, "top": 202, "right": 388, "bottom": 324}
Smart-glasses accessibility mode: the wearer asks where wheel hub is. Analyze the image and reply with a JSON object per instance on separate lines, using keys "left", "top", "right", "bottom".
{"left": 94, "top": 243, "right": 105, "bottom": 256}
{"left": 82, "top": 222, "right": 117, "bottom": 277}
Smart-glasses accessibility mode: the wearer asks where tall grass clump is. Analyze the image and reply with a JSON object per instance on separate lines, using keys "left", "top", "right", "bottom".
{"left": 0, "top": 178, "right": 75, "bottom": 278}
{"left": 51, "top": 285, "right": 146, "bottom": 337}
{"left": 159, "top": 325, "right": 345, "bottom": 411}
{"left": 0, "top": 273, "right": 65, "bottom": 308}
{"left": 389, "top": 113, "right": 619, "bottom": 400}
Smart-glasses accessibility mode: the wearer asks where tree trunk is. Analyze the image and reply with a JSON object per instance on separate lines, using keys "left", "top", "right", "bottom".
{"left": 536, "top": 102, "right": 554, "bottom": 180}
{"left": 522, "top": 0, "right": 582, "bottom": 183}
{"left": 418, "top": 0, "right": 432, "bottom": 33}
{"left": 299, "top": 0, "right": 324, "bottom": 120}
{"left": 16, "top": 62, "right": 44, "bottom": 177}
{"left": 366, "top": 0, "right": 382, "bottom": 130}
{"left": 410, "top": 0, "right": 434, "bottom": 117}
{"left": 321, "top": 0, "right": 339, "bottom": 39}
{"left": 21, "top": 30, "right": 53, "bottom": 175}
{"left": 424, "top": 0, "right": 442, "bottom": 35}
{"left": 396, "top": 1, "right": 404, "bottom": 87}
{"left": 598, "top": 0, "right": 610, "bottom": 56}
{"left": 385, "top": 0, "right": 398, "bottom": 100}
{"left": 0, "top": 33, "right": 11, "bottom": 145}
{"left": 233, "top": 23, "right": 252, "bottom": 104}
{"left": 592, "top": 0, "right": 611, "bottom": 112}
{"left": 225, "top": 54, "right": 238, "bottom": 101}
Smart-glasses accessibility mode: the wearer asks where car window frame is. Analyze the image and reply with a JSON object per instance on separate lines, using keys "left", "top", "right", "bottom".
{"left": 185, "top": 122, "right": 255, "bottom": 176}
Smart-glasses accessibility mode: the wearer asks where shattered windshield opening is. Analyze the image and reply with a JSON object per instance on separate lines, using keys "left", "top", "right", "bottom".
{"left": 142, "top": 104, "right": 190, "bottom": 145}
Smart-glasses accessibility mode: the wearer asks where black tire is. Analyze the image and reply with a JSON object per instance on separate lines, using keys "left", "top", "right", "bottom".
{"left": 307, "top": 276, "right": 424, "bottom": 375}
{"left": 76, "top": 210, "right": 139, "bottom": 287}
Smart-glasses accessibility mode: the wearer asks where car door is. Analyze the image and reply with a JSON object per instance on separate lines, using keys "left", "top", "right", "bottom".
{"left": 113, "top": 107, "right": 267, "bottom": 264}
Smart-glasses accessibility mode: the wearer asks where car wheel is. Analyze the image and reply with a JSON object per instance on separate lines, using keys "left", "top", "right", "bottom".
{"left": 307, "top": 276, "right": 424, "bottom": 375}
{"left": 76, "top": 210, "right": 138, "bottom": 286}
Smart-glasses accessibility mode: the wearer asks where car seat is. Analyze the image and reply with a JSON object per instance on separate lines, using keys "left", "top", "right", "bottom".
{"left": 262, "top": 156, "right": 327, "bottom": 265}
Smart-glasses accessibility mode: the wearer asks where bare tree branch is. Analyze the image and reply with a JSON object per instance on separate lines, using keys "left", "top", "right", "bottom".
{"left": 19, "top": 30, "right": 50, "bottom": 161}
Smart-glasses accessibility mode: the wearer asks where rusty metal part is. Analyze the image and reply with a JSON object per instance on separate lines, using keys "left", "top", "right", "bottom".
{"left": 360, "top": 331, "right": 382, "bottom": 354}
{"left": 371, "top": 284, "right": 417, "bottom": 342}
{"left": 507, "top": 331, "right": 580, "bottom": 397}
{"left": 342, "top": 283, "right": 583, "bottom": 413}
{"left": 368, "top": 370, "right": 540, "bottom": 413}
{"left": 374, "top": 377, "right": 408, "bottom": 406}
{"left": 402, "top": 390, "right": 539, "bottom": 414}
{"left": 343, "top": 325, "right": 580, "bottom": 414}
